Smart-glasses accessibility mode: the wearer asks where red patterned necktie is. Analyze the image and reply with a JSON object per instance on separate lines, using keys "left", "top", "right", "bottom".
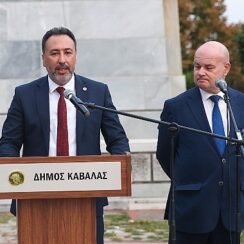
{"left": 56, "top": 87, "right": 69, "bottom": 156}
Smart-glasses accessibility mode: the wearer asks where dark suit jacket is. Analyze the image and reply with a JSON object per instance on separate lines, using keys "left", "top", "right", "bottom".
{"left": 156, "top": 87, "right": 244, "bottom": 233}
{"left": 0, "top": 74, "right": 130, "bottom": 216}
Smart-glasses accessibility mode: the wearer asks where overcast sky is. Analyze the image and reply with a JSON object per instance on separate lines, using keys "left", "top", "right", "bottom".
{"left": 225, "top": 0, "right": 244, "bottom": 24}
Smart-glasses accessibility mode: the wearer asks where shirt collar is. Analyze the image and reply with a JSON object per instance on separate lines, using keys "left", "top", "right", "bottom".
{"left": 48, "top": 74, "right": 75, "bottom": 94}
{"left": 199, "top": 88, "right": 225, "bottom": 101}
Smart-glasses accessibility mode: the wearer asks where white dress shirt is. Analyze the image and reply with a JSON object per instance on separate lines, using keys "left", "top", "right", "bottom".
{"left": 48, "top": 75, "right": 77, "bottom": 156}
{"left": 200, "top": 88, "right": 228, "bottom": 136}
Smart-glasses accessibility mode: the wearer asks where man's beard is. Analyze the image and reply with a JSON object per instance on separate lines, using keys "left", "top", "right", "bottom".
{"left": 49, "top": 63, "right": 73, "bottom": 85}
{"left": 53, "top": 72, "right": 72, "bottom": 85}
{"left": 51, "top": 71, "right": 73, "bottom": 86}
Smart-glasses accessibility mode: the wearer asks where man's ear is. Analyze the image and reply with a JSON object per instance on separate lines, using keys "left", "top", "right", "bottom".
{"left": 224, "top": 62, "right": 231, "bottom": 77}
{"left": 42, "top": 54, "right": 46, "bottom": 68}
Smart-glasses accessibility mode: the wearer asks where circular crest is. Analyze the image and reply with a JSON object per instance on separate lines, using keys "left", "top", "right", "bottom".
{"left": 9, "top": 171, "right": 25, "bottom": 186}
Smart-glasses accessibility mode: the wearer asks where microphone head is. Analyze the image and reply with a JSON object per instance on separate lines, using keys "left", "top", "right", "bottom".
{"left": 215, "top": 79, "right": 227, "bottom": 86}
{"left": 63, "top": 89, "right": 90, "bottom": 117}
{"left": 215, "top": 79, "right": 227, "bottom": 93}
{"left": 64, "top": 89, "right": 73, "bottom": 99}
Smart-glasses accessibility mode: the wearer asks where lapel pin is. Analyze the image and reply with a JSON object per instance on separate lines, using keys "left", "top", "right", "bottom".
{"left": 83, "top": 87, "right": 87, "bottom": 91}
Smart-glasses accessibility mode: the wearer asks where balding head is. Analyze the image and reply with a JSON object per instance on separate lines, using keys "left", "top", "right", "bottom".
{"left": 193, "top": 41, "right": 231, "bottom": 94}
{"left": 195, "top": 41, "right": 230, "bottom": 64}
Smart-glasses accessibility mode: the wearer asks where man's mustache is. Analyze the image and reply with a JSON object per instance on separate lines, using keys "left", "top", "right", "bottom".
{"left": 56, "top": 63, "right": 69, "bottom": 70}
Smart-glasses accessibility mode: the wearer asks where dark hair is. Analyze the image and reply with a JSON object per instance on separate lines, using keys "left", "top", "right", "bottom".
{"left": 42, "top": 27, "right": 77, "bottom": 52}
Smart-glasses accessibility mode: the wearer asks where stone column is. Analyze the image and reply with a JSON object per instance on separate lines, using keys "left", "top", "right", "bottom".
{"left": 0, "top": 5, "right": 7, "bottom": 41}
{"left": 163, "top": 0, "right": 186, "bottom": 96}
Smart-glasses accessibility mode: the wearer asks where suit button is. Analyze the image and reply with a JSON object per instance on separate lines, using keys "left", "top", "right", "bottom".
{"left": 218, "top": 181, "right": 224, "bottom": 186}
{"left": 222, "top": 158, "right": 226, "bottom": 164}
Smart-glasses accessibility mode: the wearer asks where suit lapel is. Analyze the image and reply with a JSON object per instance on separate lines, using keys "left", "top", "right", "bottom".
{"left": 36, "top": 76, "right": 50, "bottom": 154}
{"left": 186, "top": 87, "right": 212, "bottom": 132}
{"left": 75, "top": 75, "right": 88, "bottom": 154}
{"left": 185, "top": 87, "right": 217, "bottom": 151}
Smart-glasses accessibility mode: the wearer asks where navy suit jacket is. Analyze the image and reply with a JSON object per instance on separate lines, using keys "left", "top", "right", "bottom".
{"left": 0, "top": 74, "right": 130, "bottom": 216}
{"left": 156, "top": 87, "right": 244, "bottom": 233}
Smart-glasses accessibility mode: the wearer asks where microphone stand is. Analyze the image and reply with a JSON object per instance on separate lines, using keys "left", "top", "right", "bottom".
{"left": 167, "top": 122, "right": 179, "bottom": 244}
{"left": 77, "top": 100, "right": 244, "bottom": 244}
{"left": 223, "top": 91, "right": 244, "bottom": 243}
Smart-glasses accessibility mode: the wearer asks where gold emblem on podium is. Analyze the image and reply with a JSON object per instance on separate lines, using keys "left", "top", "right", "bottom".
{"left": 9, "top": 171, "right": 25, "bottom": 186}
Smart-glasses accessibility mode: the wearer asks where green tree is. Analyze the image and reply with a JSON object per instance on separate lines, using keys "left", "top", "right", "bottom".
{"left": 178, "top": 0, "right": 244, "bottom": 91}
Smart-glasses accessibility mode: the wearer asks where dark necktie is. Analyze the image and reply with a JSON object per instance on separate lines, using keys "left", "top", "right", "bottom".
{"left": 210, "top": 95, "right": 225, "bottom": 155}
{"left": 56, "top": 87, "right": 69, "bottom": 156}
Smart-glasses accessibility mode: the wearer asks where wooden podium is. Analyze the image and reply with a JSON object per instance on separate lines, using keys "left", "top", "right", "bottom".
{"left": 0, "top": 155, "right": 131, "bottom": 244}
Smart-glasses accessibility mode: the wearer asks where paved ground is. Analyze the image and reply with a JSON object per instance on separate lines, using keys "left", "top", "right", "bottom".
{"left": 0, "top": 209, "right": 166, "bottom": 244}
{"left": 0, "top": 216, "right": 16, "bottom": 244}
{"left": 1, "top": 209, "right": 244, "bottom": 244}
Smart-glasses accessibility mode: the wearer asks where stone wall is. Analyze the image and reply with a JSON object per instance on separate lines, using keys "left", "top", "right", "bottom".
{"left": 0, "top": 0, "right": 185, "bottom": 209}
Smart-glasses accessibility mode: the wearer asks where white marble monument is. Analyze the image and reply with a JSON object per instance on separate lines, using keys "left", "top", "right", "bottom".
{"left": 0, "top": 0, "right": 185, "bottom": 210}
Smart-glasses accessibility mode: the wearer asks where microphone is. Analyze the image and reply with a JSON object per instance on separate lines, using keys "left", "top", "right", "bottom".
{"left": 215, "top": 79, "right": 228, "bottom": 94}
{"left": 64, "top": 89, "right": 90, "bottom": 117}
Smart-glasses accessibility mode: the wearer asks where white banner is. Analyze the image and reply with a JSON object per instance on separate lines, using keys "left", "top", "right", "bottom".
{"left": 0, "top": 161, "right": 121, "bottom": 193}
